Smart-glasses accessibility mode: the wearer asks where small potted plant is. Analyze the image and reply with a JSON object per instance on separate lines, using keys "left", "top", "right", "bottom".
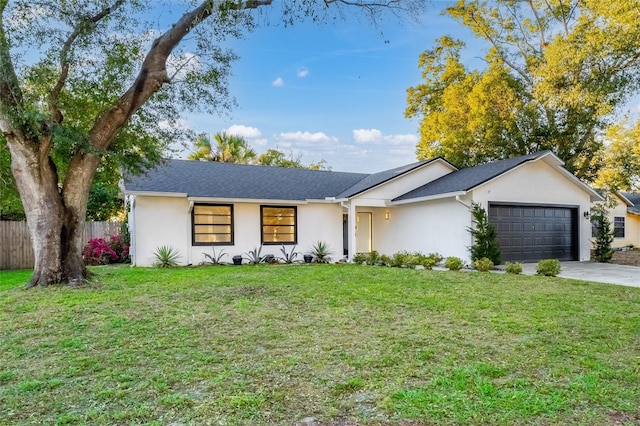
{"left": 232, "top": 255, "right": 243, "bottom": 265}
{"left": 303, "top": 254, "right": 313, "bottom": 263}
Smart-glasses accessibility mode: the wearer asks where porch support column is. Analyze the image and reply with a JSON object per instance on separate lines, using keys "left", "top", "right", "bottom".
{"left": 347, "top": 201, "right": 357, "bottom": 261}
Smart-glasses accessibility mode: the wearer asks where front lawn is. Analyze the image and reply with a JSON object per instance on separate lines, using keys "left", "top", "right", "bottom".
{"left": 1, "top": 265, "right": 639, "bottom": 425}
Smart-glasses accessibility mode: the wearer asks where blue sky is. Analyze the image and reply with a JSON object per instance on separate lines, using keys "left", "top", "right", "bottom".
{"left": 175, "top": 2, "right": 482, "bottom": 173}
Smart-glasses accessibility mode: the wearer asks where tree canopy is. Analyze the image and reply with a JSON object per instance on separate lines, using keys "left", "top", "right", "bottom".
{"left": 406, "top": 0, "right": 640, "bottom": 181}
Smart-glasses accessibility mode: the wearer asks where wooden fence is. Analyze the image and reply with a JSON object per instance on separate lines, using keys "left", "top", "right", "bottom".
{"left": 0, "top": 221, "right": 122, "bottom": 270}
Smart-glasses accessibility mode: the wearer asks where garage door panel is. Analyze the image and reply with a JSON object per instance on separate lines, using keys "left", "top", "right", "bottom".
{"left": 489, "top": 204, "right": 577, "bottom": 263}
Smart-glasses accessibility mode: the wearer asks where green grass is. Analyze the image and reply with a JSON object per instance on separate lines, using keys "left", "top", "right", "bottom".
{"left": 1, "top": 264, "right": 639, "bottom": 425}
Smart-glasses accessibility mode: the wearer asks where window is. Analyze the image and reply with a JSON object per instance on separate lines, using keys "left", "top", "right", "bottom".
{"left": 614, "top": 216, "right": 625, "bottom": 238}
{"left": 261, "top": 206, "right": 297, "bottom": 244}
{"left": 192, "top": 204, "right": 233, "bottom": 245}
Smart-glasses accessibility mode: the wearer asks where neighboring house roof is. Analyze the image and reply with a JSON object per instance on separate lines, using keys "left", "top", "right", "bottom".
{"left": 124, "top": 159, "right": 368, "bottom": 201}
{"left": 335, "top": 158, "right": 450, "bottom": 199}
{"left": 621, "top": 192, "right": 640, "bottom": 215}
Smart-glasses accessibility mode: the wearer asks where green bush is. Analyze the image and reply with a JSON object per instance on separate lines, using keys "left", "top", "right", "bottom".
{"left": 379, "top": 254, "right": 392, "bottom": 266}
{"left": 473, "top": 257, "right": 494, "bottom": 272}
{"left": 591, "top": 204, "right": 614, "bottom": 262}
{"left": 536, "top": 259, "right": 561, "bottom": 276}
{"left": 353, "top": 252, "right": 368, "bottom": 264}
{"left": 390, "top": 251, "right": 415, "bottom": 268}
{"left": 310, "top": 241, "right": 332, "bottom": 263}
{"left": 504, "top": 262, "right": 522, "bottom": 274}
{"left": 413, "top": 252, "right": 443, "bottom": 269}
{"left": 444, "top": 256, "right": 464, "bottom": 271}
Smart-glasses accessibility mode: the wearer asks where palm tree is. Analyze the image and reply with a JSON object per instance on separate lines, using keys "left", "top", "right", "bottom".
{"left": 189, "top": 132, "right": 256, "bottom": 164}
{"left": 188, "top": 134, "right": 215, "bottom": 161}
{"left": 213, "top": 132, "right": 256, "bottom": 164}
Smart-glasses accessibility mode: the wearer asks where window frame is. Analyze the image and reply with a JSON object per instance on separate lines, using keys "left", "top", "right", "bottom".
{"left": 192, "top": 203, "right": 234, "bottom": 246}
{"left": 260, "top": 205, "right": 297, "bottom": 245}
{"left": 613, "top": 216, "right": 625, "bottom": 238}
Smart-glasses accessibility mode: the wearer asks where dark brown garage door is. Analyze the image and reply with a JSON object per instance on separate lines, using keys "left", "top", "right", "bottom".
{"left": 488, "top": 204, "right": 578, "bottom": 263}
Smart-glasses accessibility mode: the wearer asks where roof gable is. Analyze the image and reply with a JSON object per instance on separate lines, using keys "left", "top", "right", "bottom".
{"left": 621, "top": 192, "right": 640, "bottom": 215}
{"left": 393, "top": 151, "right": 601, "bottom": 203}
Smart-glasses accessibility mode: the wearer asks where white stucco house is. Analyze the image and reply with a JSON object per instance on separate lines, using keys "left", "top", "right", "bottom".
{"left": 123, "top": 151, "right": 602, "bottom": 266}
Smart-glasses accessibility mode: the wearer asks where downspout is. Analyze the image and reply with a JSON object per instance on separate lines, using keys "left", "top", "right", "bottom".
{"left": 455, "top": 195, "right": 471, "bottom": 208}
{"left": 187, "top": 201, "right": 194, "bottom": 266}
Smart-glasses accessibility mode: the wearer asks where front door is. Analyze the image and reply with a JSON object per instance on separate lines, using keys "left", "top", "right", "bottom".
{"left": 356, "top": 212, "right": 372, "bottom": 253}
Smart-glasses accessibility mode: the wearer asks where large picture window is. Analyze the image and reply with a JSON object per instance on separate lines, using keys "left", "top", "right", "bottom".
{"left": 193, "top": 204, "right": 233, "bottom": 245}
{"left": 614, "top": 216, "right": 625, "bottom": 238}
{"left": 261, "top": 206, "right": 297, "bottom": 244}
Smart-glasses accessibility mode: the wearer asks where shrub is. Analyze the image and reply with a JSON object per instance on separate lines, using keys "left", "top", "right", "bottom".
{"left": 536, "top": 259, "right": 561, "bottom": 276}
{"left": 473, "top": 257, "right": 494, "bottom": 272}
{"left": 82, "top": 238, "right": 117, "bottom": 266}
{"left": 353, "top": 252, "right": 368, "bottom": 264}
{"left": 390, "top": 251, "right": 415, "bottom": 268}
{"left": 504, "top": 262, "right": 522, "bottom": 274}
{"left": 310, "top": 241, "right": 332, "bottom": 263}
{"left": 468, "top": 202, "right": 501, "bottom": 265}
{"left": 107, "top": 234, "right": 130, "bottom": 263}
{"left": 153, "top": 245, "right": 181, "bottom": 268}
{"left": 413, "top": 252, "right": 443, "bottom": 269}
{"left": 591, "top": 204, "right": 614, "bottom": 263}
{"left": 444, "top": 256, "right": 464, "bottom": 271}
{"left": 379, "top": 254, "right": 392, "bottom": 266}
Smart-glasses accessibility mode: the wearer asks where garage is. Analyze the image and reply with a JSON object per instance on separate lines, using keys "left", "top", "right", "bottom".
{"left": 488, "top": 203, "right": 578, "bottom": 263}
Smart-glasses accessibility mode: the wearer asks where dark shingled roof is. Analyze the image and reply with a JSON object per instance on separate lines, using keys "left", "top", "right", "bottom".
{"left": 621, "top": 192, "right": 640, "bottom": 215}
{"left": 335, "top": 158, "right": 443, "bottom": 199}
{"left": 393, "top": 152, "right": 549, "bottom": 202}
{"left": 124, "top": 159, "right": 368, "bottom": 200}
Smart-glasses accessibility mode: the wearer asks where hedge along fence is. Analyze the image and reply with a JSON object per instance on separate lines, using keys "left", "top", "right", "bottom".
{"left": 0, "top": 221, "right": 122, "bottom": 270}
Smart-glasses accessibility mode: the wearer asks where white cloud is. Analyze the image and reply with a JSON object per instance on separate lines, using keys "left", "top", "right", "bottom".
{"left": 352, "top": 128, "right": 418, "bottom": 146}
{"left": 278, "top": 131, "right": 333, "bottom": 143}
{"left": 353, "top": 128, "right": 383, "bottom": 143}
{"left": 272, "top": 77, "right": 284, "bottom": 87}
{"left": 297, "top": 67, "right": 309, "bottom": 78}
{"left": 226, "top": 124, "right": 262, "bottom": 138}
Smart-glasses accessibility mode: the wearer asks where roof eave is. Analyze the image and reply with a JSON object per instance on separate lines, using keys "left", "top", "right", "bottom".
{"left": 390, "top": 191, "right": 467, "bottom": 205}
{"left": 124, "top": 190, "right": 188, "bottom": 198}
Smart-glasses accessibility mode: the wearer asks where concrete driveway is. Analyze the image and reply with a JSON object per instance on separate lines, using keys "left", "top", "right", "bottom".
{"left": 519, "top": 261, "right": 639, "bottom": 288}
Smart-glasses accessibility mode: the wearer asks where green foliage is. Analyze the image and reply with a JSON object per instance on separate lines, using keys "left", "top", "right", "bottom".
{"left": 202, "top": 247, "right": 228, "bottom": 266}
{"left": 504, "top": 262, "right": 522, "bottom": 275}
{"left": 468, "top": 203, "right": 501, "bottom": 265}
{"left": 406, "top": 1, "right": 640, "bottom": 181}
{"left": 594, "top": 120, "right": 640, "bottom": 192}
{"left": 473, "top": 257, "right": 494, "bottom": 272}
{"left": 243, "top": 246, "right": 264, "bottom": 265}
{"left": 310, "top": 241, "right": 332, "bottom": 264}
{"left": 390, "top": 251, "right": 415, "bottom": 268}
{"left": 591, "top": 204, "right": 614, "bottom": 263}
{"left": 257, "top": 148, "right": 331, "bottom": 170}
{"left": 153, "top": 246, "right": 181, "bottom": 268}
{"left": 413, "top": 252, "right": 444, "bottom": 269}
{"left": 189, "top": 132, "right": 256, "bottom": 164}
{"left": 352, "top": 252, "right": 368, "bottom": 264}
{"left": 444, "top": 256, "right": 465, "bottom": 271}
{"left": 278, "top": 245, "right": 299, "bottom": 264}
{"left": 536, "top": 259, "right": 561, "bottom": 277}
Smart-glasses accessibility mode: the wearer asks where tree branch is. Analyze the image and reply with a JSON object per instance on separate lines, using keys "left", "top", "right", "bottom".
{"left": 0, "top": 1, "right": 26, "bottom": 141}
{"left": 48, "top": 0, "right": 127, "bottom": 125}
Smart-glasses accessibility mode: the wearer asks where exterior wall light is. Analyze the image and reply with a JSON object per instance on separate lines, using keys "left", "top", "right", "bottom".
{"left": 385, "top": 211, "right": 390, "bottom": 221}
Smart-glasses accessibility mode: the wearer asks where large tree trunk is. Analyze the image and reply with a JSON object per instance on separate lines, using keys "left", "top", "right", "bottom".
{"left": 6, "top": 135, "right": 89, "bottom": 287}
